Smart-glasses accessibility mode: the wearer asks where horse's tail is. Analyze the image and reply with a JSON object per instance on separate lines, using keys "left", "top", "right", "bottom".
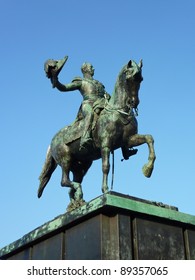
{"left": 38, "top": 145, "right": 57, "bottom": 198}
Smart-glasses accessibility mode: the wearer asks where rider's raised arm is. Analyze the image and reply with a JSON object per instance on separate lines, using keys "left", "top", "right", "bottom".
{"left": 53, "top": 77, "right": 82, "bottom": 92}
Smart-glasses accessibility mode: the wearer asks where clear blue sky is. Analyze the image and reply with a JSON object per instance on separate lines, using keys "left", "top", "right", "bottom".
{"left": 1, "top": 0, "right": 195, "bottom": 248}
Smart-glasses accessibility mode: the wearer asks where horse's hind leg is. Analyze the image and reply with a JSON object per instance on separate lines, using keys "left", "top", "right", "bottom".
{"left": 61, "top": 164, "right": 83, "bottom": 202}
{"left": 128, "top": 134, "right": 156, "bottom": 177}
{"left": 69, "top": 160, "right": 93, "bottom": 203}
{"left": 61, "top": 163, "right": 84, "bottom": 212}
{"left": 57, "top": 145, "right": 83, "bottom": 205}
{"left": 101, "top": 147, "right": 110, "bottom": 193}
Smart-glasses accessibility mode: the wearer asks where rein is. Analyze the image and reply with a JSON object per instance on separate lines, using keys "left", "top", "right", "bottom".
{"left": 111, "top": 151, "right": 114, "bottom": 190}
{"left": 104, "top": 99, "right": 138, "bottom": 117}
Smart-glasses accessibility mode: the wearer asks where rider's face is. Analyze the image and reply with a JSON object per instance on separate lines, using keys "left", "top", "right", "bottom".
{"left": 87, "top": 65, "right": 94, "bottom": 76}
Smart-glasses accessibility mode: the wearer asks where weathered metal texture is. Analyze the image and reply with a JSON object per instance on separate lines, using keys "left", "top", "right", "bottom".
{"left": 7, "top": 248, "right": 31, "bottom": 260}
{"left": 31, "top": 233, "right": 64, "bottom": 260}
{"left": 65, "top": 215, "right": 102, "bottom": 259}
{"left": 184, "top": 229, "right": 195, "bottom": 259}
{"left": 133, "top": 218, "right": 185, "bottom": 259}
{"left": 1, "top": 192, "right": 195, "bottom": 260}
{"left": 65, "top": 214, "right": 132, "bottom": 260}
{"left": 38, "top": 58, "right": 156, "bottom": 212}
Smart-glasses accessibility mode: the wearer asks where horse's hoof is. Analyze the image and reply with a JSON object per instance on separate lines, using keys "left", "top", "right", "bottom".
{"left": 66, "top": 199, "right": 86, "bottom": 212}
{"left": 102, "top": 186, "right": 109, "bottom": 194}
{"left": 142, "top": 164, "right": 153, "bottom": 178}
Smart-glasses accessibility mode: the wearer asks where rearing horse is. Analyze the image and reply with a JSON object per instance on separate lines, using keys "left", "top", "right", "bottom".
{"left": 38, "top": 59, "right": 156, "bottom": 211}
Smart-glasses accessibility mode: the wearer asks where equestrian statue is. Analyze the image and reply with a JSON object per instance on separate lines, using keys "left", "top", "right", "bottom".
{"left": 38, "top": 55, "right": 156, "bottom": 211}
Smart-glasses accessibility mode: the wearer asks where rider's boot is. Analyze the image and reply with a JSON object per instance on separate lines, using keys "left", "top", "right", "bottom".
{"left": 121, "top": 147, "right": 138, "bottom": 161}
{"left": 80, "top": 131, "right": 93, "bottom": 150}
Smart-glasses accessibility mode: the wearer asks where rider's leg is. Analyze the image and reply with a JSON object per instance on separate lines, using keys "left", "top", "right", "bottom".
{"left": 80, "top": 102, "right": 93, "bottom": 148}
{"left": 121, "top": 146, "right": 138, "bottom": 160}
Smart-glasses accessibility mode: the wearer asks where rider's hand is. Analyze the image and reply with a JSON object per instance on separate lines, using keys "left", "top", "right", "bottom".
{"left": 51, "top": 72, "right": 58, "bottom": 88}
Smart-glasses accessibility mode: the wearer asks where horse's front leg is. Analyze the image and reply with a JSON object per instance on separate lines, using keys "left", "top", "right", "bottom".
{"left": 101, "top": 147, "right": 110, "bottom": 193}
{"left": 128, "top": 134, "right": 156, "bottom": 177}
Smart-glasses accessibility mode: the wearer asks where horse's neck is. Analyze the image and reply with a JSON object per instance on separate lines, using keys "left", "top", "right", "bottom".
{"left": 109, "top": 78, "right": 127, "bottom": 109}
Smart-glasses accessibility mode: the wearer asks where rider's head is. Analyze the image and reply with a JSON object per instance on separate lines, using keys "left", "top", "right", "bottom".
{"left": 81, "top": 63, "right": 95, "bottom": 77}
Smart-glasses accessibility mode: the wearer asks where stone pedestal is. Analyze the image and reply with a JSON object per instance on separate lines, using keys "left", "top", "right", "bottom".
{"left": 1, "top": 191, "right": 195, "bottom": 260}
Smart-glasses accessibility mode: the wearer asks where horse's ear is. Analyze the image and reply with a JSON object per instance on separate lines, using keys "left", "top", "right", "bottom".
{"left": 138, "top": 59, "right": 143, "bottom": 69}
{"left": 127, "top": 60, "right": 132, "bottom": 68}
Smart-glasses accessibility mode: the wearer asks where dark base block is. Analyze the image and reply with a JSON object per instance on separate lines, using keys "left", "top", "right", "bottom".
{"left": 1, "top": 191, "right": 195, "bottom": 260}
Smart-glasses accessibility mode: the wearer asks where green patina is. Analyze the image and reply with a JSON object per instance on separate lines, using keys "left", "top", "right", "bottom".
{"left": 106, "top": 193, "right": 195, "bottom": 226}
{"left": 1, "top": 192, "right": 195, "bottom": 258}
{"left": 38, "top": 57, "right": 156, "bottom": 212}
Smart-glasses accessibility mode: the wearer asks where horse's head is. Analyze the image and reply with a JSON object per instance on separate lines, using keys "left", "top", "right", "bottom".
{"left": 122, "top": 59, "right": 143, "bottom": 111}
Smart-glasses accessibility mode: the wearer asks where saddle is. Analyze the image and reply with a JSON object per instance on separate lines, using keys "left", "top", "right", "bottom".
{"left": 62, "top": 97, "right": 107, "bottom": 145}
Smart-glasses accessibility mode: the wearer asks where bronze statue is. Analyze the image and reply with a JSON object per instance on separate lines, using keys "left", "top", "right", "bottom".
{"left": 48, "top": 58, "right": 110, "bottom": 150}
{"left": 38, "top": 56, "right": 156, "bottom": 211}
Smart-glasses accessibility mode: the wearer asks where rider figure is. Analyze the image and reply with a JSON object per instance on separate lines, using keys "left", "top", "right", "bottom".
{"left": 52, "top": 62, "right": 110, "bottom": 149}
